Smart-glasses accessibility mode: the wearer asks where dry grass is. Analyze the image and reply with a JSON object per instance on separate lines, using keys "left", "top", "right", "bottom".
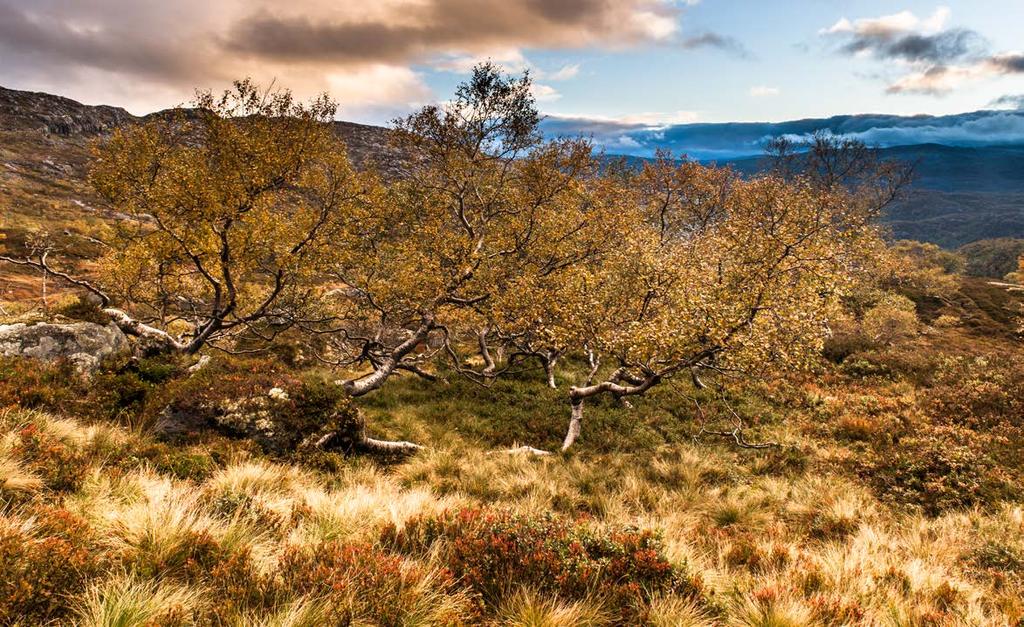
{"left": 74, "top": 572, "right": 205, "bottom": 627}
{"left": 1, "top": 336, "right": 1023, "bottom": 625}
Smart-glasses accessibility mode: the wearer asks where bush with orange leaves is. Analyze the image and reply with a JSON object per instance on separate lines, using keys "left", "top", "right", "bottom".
{"left": 11, "top": 424, "right": 90, "bottom": 493}
{"left": 0, "top": 507, "right": 105, "bottom": 624}
{"left": 279, "top": 541, "right": 466, "bottom": 625}
{"left": 385, "top": 507, "right": 695, "bottom": 621}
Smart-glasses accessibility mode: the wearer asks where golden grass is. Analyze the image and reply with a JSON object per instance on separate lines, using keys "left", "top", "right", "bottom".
{"left": 1, "top": 398, "right": 1022, "bottom": 625}
{"left": 74, "top": 572, "right": 205, "bottom": 627}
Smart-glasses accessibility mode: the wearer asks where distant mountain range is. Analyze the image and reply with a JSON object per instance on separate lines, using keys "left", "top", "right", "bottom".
{"left": 543, "top": 111, "right": 1024, "bottom": 249}
{"left": 2, "top": 84, "right": 1022, "bottom": 249}
{"left": 720, "top": 143, "right": 1024, "bottom": 249}
{"left": 542, "top": 110, "right": 1024, "bottom": 160}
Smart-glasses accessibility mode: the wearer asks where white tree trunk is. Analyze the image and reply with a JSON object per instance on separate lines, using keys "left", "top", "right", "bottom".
{"left": 562, "top": 399, "right": 584, "bottom": 451}
{"left": 544, "top": 353, "right": 559, "bottom": 389}
{"left": 360, "top": 436, "right": 424, "bottom": 454}
{"left": 103, "top": 308, "right": 189, "bottom": 352}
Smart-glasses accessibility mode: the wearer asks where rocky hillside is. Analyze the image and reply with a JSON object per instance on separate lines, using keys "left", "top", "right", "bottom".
{"left": 0, "top": 85, "right": 404, "bottom": 301}
{"left": 0, "top": 87, "right": 135, "bottom": 135}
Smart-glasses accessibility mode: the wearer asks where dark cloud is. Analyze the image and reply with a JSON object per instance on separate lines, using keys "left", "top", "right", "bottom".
{"left": 679, "top": 32, "right": 752, "bottom": 58}
{"left": 224, "top": 0, "right": 684, "bottom": 64}
{"left": 823, "top": 10, "right": 1022, "bottom": 96}
{"left": 0, "top": 2, "right": 202, "bottom": 81}
{"left": 992, "top": 94, "right": 1024, "bottom": 110}
{"left": 833, "top": 24, "right": 986, "bottom": 65}
{"left": 991, "top": 54, "right": 1024, "bottom": 74}
{"left": 871, "top": 29, "right": 985, "bottom": 63}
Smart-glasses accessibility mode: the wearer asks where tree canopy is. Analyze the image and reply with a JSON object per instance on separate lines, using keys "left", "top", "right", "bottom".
{"left": 2, "top": 65, "right": 901, "bottom": 454}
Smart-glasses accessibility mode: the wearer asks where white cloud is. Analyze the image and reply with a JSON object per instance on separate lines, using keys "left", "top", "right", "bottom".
{"left": 749, "top": 85, "right": 780, "bottom": 97}
{"left": 921, "top": 6, "right": 952, "bottom": 33}
{"left": 822, "top": 7, "right": 950, "bottom": 37}
{"left": 539, "top": 63, "right": 581, "bottom": 81}
{"left": 326, "top": 64, "right": 432, "bottom": 112}
{"left": 530, "top": 83, "right": 561, "bottom": 101}
{"left": 431, "top": 48, "right": 529, "bottom": 74}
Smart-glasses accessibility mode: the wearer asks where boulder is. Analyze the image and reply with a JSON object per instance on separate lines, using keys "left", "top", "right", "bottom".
{"left": 0, "top": 321, "right": 130, "bottom": 374}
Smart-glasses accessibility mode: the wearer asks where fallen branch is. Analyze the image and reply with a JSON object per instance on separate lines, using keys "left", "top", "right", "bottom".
{"left": 693, "top": 425, "right": 780, "bottom": 450}
{"left": 311, "top": 429, "right": 424, "bottom": 456}
{"left": 690, "top": 397, "right": 780, "bottom": 450}
{"left": 490, "top": 445, "right": 552, "bottom": 456}
{"left": 359, "top": 436, "right": 424, "bottom": 455}
{"left": 104, "top": 308, "right": 189, "bottom": 352}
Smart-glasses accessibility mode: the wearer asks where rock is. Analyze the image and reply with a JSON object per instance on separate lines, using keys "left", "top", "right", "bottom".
{"left": 0, "top": 321, "right": 130, "bottom": 374}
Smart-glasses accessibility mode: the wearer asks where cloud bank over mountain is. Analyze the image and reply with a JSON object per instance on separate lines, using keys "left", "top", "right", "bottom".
{"left": 542, "top": 109, "right": 1024, "bottom": 159}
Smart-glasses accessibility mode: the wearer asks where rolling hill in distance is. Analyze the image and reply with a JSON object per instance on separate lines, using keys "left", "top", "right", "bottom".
{"left": 3, "top": 84, "right": 1023, "bottom": 249}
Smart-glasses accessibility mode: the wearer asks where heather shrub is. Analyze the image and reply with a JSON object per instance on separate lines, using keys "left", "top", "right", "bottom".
{"left": 966, "top": 541, "right": 1024, "bottom": 584}
{"left": 0, "top": 507, "right": 106, "bottom": 624}
{"left": 11, "top": 423, "right": 90, "bottom": 492}
{"left": 384, "top": 507, "right": 693, "bottom": 621}
{"left": 55, "top": 295, "right": 110, "bottom": 324}
{"left": 0, "top": 356, "right": 81, "bottom": 410}
{"left": 858, "top": 423, "right": 1019, "bottom": 515}
{"left": 928, "top": 356, "right": 1024, "bottom": 432}
{"left": 278, "top": 541, "right": 469, "bottom": 625}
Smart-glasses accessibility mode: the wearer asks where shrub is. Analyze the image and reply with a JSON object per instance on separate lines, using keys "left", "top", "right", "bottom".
{"left": 958, "top": 237, "right": 1024, "bottom": 278}
{"left": 56, "top": 295, "right": 110, "bottom": 324}
{"left": 157, "top": 356, "right": 362, "bottom": 455}
{"left": 861, "top": 294, "right": 919, "bottom": 346}
{"left": 857, "top": 424, "right": 1019, "bottom": 515}
{"left": 279, "top": 541, "right": 467, "bottom": 625}
{"left": 0, "top": 357, "right": 81, "bottom": 410}
{"left": 0, "top": 507, "right": 106, "bottom": 624}
{"left": 11, "top": 423, "right": 90, "bottom": 492}
{"left": 928, "top": 357, "right": 1024, "bottom": 432}
{"left": 966, "top": 541, "right": 1024, "bottom": 578}
{"left": 384, "top": 507, "right": 693, "bottom": 621}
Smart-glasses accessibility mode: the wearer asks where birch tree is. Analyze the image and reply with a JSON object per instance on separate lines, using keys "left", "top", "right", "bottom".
{"left": 312, "top": 64, "right": 625, "bottom": 396}
{"left": 87, "top": 80, "right": 369, "bottom": 354}
{"left": 548, "top": 154, "right": 888, "bottom": 450}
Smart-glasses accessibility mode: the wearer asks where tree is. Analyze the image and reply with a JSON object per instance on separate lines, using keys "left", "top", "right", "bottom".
{"left": 886, "top": 240, "right": 963, "bottom": 300}
{"left": 309, "top": 63, "right": 624, "bottom": 399}
{"left": 861, "top": 293, "right": 919, "bottom": 345}
{"left": 1003, "top": 253, "right": 1024, "bottom": 284}
{"left": 87, "top": 80, "right": 369, "bottom": 354}
{"left": 543, "top": 153, "right": 888, "bottom": 450}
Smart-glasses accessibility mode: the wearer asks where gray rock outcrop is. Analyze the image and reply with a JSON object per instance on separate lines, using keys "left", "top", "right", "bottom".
{"left": 0, "top": 321, "right": 130, "bottom": 374}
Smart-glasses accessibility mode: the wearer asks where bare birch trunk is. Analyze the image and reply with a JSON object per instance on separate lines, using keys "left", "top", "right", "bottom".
{"left": 562, "top": 397, "right": 584, "bottom": 451}
{"left": 543, "top": 351, "right": 560, "bottom": 389}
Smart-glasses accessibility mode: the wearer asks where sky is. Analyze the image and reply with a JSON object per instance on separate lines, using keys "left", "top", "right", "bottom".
{"left": 1, "top": 0, "right": 1023, "bottom": 130}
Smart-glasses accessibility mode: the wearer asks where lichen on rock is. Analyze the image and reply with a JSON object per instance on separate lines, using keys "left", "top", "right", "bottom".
{"left": 0, "top": 321, "right": 130, "bottom": 374}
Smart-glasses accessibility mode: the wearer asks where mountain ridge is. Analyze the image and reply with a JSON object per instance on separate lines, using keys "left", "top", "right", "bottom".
{"left": 2, "top": 84, "right": 1023, "bottom": 249}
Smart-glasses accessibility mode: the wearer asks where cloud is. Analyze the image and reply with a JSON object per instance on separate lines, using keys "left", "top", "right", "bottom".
{"left": 750, "top": 85, "right": 780, "bottom": 97}
{"left": 530, "top": 83, "right": 561, "bottom": 102}
{"left": 540, "top": 110, "right": 700, "bottom": 156}
{"left": 543, "top": 109, "right": 1024, "bottom": 159}
{"left": 820, "top": 6, "right": 1022, "bottom": 96}
{"left": 541, "top": 63, "right": 581, "bottom": 81}
{"left": 0, "top": 0, "right": 698, "bottom": 119}
{"left": 992, "top": 94, "right": 1024, "bottom": 110}
{"left": 224, "top": 1, "right": 684, "bottom": 65}
{"left": 990, "top": 53, "right": 1024, "bottom": 74}
{"left": 679, "top": 32, "right": 751, "bottom": 58}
